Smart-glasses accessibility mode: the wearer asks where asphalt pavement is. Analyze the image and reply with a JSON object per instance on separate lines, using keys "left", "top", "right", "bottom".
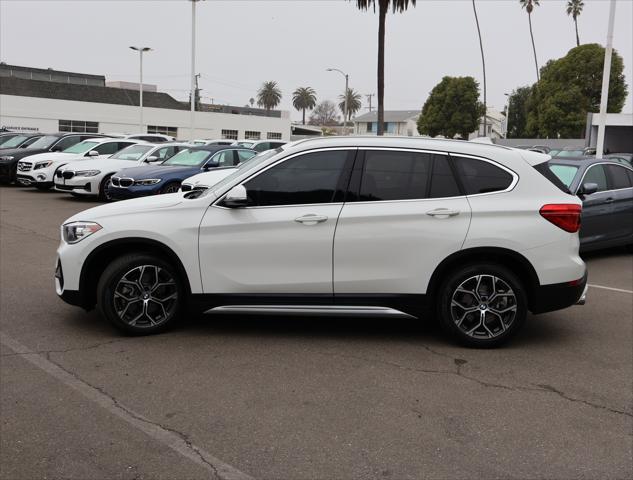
{"left": 1, "top": 185, "right": 631, "bottom": 480}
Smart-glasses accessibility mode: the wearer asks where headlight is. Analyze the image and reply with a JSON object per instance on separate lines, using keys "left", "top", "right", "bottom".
{"left": 133, "top": 179, "right": 161, "bottom": 186}
{"left": 0, "top": 156, "right": 14, "bottom": 162}
{"left": 62, "top": 221, "right": 102, "bottom": 244}
{"left": 34, "top": 161, "right": 54, "bottom": 170}
{"left": 74, "top": 170, "right": 101, "bottom": 177}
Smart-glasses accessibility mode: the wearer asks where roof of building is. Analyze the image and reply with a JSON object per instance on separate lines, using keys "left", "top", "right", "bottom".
{"left": 353, "top": 110, "right": 420, "bottom": 123}
{"left": 0, "top": 76, "right": 188, "bottom": 110}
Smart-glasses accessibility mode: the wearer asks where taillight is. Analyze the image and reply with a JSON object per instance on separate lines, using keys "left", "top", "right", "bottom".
{"left": 539, "top": 204, "right": 582, "bottom": 233}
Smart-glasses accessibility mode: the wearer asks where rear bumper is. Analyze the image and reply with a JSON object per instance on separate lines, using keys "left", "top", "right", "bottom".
{"left": 530, "top": 271, "right": 588, "bottom": 314}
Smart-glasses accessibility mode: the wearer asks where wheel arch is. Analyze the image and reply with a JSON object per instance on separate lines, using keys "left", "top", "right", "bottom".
{"left": 79, "top": 237, "right": 192, "bottom": 310}
{"left": 426, "top": 247, "right": 540, "bottom": 312}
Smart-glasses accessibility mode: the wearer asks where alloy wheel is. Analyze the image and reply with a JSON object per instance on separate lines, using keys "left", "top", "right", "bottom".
{"left": 113, "top": 265, "right": 178, "bottom": 327}
{"left": 450, "top": 274, "right": 518, "bottom": 339}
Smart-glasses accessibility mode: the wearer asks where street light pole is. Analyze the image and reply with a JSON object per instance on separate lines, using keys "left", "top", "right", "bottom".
{"left": 327, "top": 68, "right": 349, "bottom": 135}
{"left": 129, "top": 46, "right": 152, "bottom": 133}
{"left": 596, "top": 0, "right": 617, "bottom": 160}
{"left": 189, "top": 0, "right": 200, "bottom": 141}
{"left": 504, "top": 92, "right": 511, "bottom": 139}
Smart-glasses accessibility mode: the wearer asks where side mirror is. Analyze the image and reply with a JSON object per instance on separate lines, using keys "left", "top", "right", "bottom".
{"left": 223, "top": 185, "right": 248, "bottom": 208}
{"left": 145, "top": 156, "right": 160, "bottom": 163}
{"left": 87, "top": 150, "right": 99, "bottom": 157}
{"left": 578, "top": 182, "right": 598, "bottom": 196}
{"left": 203, "top": 161, "right": 219, "bottom": 171}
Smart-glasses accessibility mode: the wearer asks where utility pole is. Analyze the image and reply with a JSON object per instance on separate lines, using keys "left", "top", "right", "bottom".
{"left": 366, "top": 93, "right": 375, "bottom": 112}
{"left": 596, "top": 0, "right": 616, "bottom": 160}
{"left": 327, "top": 68, "right": 349, "bottom": 135}
{"left": 189, "top": 0, "right": 202, "bottom": 141}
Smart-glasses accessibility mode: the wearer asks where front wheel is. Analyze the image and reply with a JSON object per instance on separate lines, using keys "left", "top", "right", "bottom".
{"left": 97, "top": 254, "right": 184, "bottom": 335}
{"left": 160, "top": 182, "right": 181, "bottom": 194}
{"left": 437, "top": 264, "right": 527, "bottom": 348}
{"left": 99, "top": 174, "right": 113, "bottom": 202}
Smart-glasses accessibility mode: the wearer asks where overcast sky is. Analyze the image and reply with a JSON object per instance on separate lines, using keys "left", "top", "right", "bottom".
{"left": 1, "top": 0, "right": 632, "bottom": 122}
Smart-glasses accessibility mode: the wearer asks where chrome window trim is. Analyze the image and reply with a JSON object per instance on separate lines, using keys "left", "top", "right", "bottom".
{"left": 574, "top": 162, "right": 633, "bottom": 195}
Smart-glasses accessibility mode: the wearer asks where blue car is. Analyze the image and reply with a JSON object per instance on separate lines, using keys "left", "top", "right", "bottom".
{"left": 108, "top": 145, "right": 256, "bottom": 200}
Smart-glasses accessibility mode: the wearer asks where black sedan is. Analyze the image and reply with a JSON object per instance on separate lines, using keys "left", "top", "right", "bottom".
{"left": 548, "top": 157, "right": 633, "bottom": 252}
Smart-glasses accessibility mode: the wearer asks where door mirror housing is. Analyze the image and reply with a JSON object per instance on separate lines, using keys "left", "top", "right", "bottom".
{"left": 145, "top": 156, "right": 160, "bottom": 163}
{"left": 87, "top": 150, "right": 99, "bottom": 157}
{"left": 223, "top": 185, "right": 248, "bottom": 208}
{"left": 578, "top": 182, "right": 598, "bottom": 196}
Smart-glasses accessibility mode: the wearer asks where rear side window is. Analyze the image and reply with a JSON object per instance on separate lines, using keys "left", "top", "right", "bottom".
{"left": 360, "top": 150, "right": 432, "bottom": 201}
{"left": 452, "top": 156, "right": 513, "bottom": 195}
{"left": 606, "top": 164, "right": 633, "bottom": 189}
{"left": 429, "top": 155, "right": 461, "bottom": 198}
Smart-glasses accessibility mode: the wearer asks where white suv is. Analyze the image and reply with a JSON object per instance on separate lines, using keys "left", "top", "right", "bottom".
{"left": 56, "top": 137, "right": 587, "bottom": 347}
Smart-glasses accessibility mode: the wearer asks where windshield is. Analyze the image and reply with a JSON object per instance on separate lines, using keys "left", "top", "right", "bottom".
{"left": 0, "top": 135, "right": 29, "bottom": 148}
{"left": 209, "top": 148, "right": 283, "bottom": 195}
{"left": 63, "top": 141, "right": 99, "bottom": 154}
{"left": 110, "top": 144, "right": 154, "bottom": 161}
{"left": 162, "top": 149, "right": 211, "bottom": 167}
{"left": 24, "top": 135, "right": 58, "bottom": 150}
{"left": 549, "top": 164, "right": 579, "bottom": 187}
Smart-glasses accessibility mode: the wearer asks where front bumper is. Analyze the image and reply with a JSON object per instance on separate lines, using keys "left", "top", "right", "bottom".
{"left": 54, "top": 178, "right": 94, "bottom": 194}
{"left": 530, "top": 271, "right": 588, "bottom": 314}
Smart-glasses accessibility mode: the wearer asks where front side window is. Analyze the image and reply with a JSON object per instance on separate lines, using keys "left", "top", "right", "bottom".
{"left": 162, "top": 149, "right": 211, "bottom": 167}
{"left": 212, "top": 150, "right": 236, "bottom": 167}
{"left": 26, "top": 135, "right": 59, "bottom": 150}
{"left": 92, "top": 142, "right": 121, "bottom": 155}
{"left": 154, "top": 146, "right": 179, "bottom": 161}
{"left": 582, "top": 164, "right": 608, "bottom": 192}
{"left": 110, "top": 144, "right": 154, "bottom": 161}
{"left": 452, "top": 156, "right": 513, "bottom": 195}
{"left": 0, "top": 135, "right": 29, "bottom": 148}
{"left": 55, "top": 136, "right": 84, "bottom": 151}
{"left": 243, "top": 150, "right": 350, "bottom": 207}
{"left": 62, "top": 140, "right": 98, "bottom": 154}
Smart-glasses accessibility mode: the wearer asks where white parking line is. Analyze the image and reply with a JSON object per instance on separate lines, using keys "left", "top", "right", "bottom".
{"left": 588, "top": 284, "right": 633, "bottom": 294}
{"left": 0, "top": 332, "right": 255, "bottom": 480}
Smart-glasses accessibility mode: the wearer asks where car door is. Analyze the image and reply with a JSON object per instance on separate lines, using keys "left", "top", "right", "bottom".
{"left": 577, "top": 163, "right": 613, "bottom": 248}
{"left": 198, "top": 148, "right": 355, "bottom": 295}
{"left": 604, "top": 164, "right": 633, "bottom": 242}
{"left": 333, "top": 149, "right": 471, "bottom": 296}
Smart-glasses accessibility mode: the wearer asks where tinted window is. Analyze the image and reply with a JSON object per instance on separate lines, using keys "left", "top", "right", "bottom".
{"left": 26, "top": 135, "right": 59, "bottom": 149}
{"left": 253, "top": 142, "right": 270, "bottom": 152}
{"left": 583, "top": 165, "right": 608, "bottom": 192}
{"left": 627, "top": 169, "right": 633, "bottom": 186}
{"left": 212, "top": 150, "right": 236, "bottom": 167}
{"left": 360, "top": 150, "right": 431, "bottom": 201}
{"left": 429, "top": 155, "right": 461, "bottom": 198}
{"left": 606, "top": 164, "right": 633, "bottom": 189}
{"left": 55, "top": 136, "right": 83, "bottom": 151}
{"left": 453, "top": 157, "right": 513, "bottom": 194}
{"left": 244, "top": 150, "right": 349, "bottom": 207}
{"left": 237, "top": 150, "right": 257, "bottom": 163}
{"left": 93, "top": 142, "right": 120, "bottom": 155}
{"left": 155, "top": 146, "right": 178, "bottom": 160}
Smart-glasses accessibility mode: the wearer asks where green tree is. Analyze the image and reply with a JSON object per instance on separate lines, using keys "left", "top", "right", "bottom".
{"left": 417, "top": 76, "right": 485, "bottom": 139}
{"left": 338, "top": 88, "right": 363, "bottom": 123}
{"left": 256, "top": 81, "right": 282, "bottom": 113}
{"left": 519, "top": 0, "right": 541, "bottom": 81}
{"left": 506, "top": 85, "right": 534, "bottom": 138}
{"left": 527, "top": 44, "right": 628, "bottom": 138}
{"left": 566, "top": 0, "right": 584, "bottom": 47}
{"left": 292, "top": 87, "right": 317, "bottom": 125}
{"left": 351, "top": 0, "right": 417, "bottom": 136}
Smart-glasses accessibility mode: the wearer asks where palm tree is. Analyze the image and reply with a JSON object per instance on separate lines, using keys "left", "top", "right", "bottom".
{"left": 292, "top": 87, "right": 317, "bottom": 125}
{"left": 352, "top": 0, "right": 417, "bottom": 135}
{"left": 520, "top": 0, "right": 540, "bottom": 81}
{"left": 566, "top": 0, "right": 584, "bottom": 47}
{"left": 472, "top": 0, "right": 486, "bottom": 137}
{"left": 256, "top": 81, "right": 282, "bottom": 113}
{"left": 338, "top": 88, "right": 363, "bottom": 123}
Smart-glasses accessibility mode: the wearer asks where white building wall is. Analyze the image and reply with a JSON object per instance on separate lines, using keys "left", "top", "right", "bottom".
{"left": 0, "top": 94, "right": 291, "bottom": 141}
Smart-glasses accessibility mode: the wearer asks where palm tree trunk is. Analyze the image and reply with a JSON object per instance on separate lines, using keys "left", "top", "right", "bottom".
{"left": 528, "top": 12, "right": 540, "bottom": 81}
{"left": 472, "top": 0, "right": 486, "bottom": 137}
{"left": 377, "top": 0, "right": 387, "bottom": 136}
{"left": 574, "top": 17, "right": 580, "bottom": 47}
{"left": 302, "top": 108, "right": 306, "bottom": 125}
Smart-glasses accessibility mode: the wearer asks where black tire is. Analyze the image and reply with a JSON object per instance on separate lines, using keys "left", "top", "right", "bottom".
{"left": 97, "top": 254, "right": 184, "bottom": 335}
{"left": 160, "top": 182, "right": 181, "bottom": 194}
{"left": 98, "top": 174, "right": 113, "bottom": 202}
{"left": 437, "top": 263, "right": 527, "bottom": 348}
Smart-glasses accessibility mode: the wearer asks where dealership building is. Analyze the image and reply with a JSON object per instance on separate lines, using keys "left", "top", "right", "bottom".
{"left": 0, "top": 64, "right": 291, "bottom": 141}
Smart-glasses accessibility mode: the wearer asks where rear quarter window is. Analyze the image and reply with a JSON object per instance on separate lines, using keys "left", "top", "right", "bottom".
{"left": 452, "top": 156, "right": 513, "bottom": 195}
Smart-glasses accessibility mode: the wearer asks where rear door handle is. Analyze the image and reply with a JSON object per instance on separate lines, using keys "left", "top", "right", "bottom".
{"left": 604, "top": 197, "right": 614, "bottom": 203}
{"left": 295, "top": 214, "right": 328, "bottom": 225}
{"left": 426, "top": 208, "right": 460, "bottom": 218}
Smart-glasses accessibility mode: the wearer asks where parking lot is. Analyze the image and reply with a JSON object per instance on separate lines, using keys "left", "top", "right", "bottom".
{"left": 1, "top": 185, "right": 631, "bottom": 479}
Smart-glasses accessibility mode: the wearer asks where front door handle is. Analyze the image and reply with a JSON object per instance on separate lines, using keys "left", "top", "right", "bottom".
{"left": 604, "top": 197, "right": 614, "bottom": 204}
{"left": 426, "top": 208, "right": 460, "bottom": 218}
{"left": 295, "top": 214, "right": 328, "bottom": 225}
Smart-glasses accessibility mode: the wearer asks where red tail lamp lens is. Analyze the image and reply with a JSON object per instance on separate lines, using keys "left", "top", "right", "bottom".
{"left": 539, "top": 204, "right": 582, "bottom": 233}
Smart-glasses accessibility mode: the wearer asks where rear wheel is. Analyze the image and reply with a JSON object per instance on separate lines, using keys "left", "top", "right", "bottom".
{"left": 97, "top": 254, "right": 184, "bottom": 335}
{"left": 160, "top": 182, "right": 181, "bottom": 194}
{"left": 437, "top": 263, "right": 527, "bottom": 348}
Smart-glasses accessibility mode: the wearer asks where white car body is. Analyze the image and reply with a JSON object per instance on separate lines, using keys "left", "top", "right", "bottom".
{"left": 56, "top": 137, "right": 587, "bottom": 346}
{"left": 180, "top": 167, "right": 238, "bottom": 191}
{"left": 16, "top": 138, "right": 142, "bottom": 188}
{"left": 54, "top": 143, "right": 190, "bottom": 198}
{"left": 191, "top": 139, "right": 235, "bottom": 146}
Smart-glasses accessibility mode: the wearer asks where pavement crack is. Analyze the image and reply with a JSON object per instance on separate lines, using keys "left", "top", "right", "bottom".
{"left": 534, "top": 383, "right": 633, "bottom": 418}
{"left": 0, "top": 339, "right": 124, "bottom": 357}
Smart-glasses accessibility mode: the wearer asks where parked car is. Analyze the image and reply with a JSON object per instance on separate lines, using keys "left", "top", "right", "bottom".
{"left": 54, "top": 143, "right": 189, "bottom": 200}
{"left": 0, "top": 133, "right": 109, "bottom": 184}
{"left": 56, "top": 137, "right": 587, "bottom": 347}
{"left": 605, "top": 153, "right": 633, "bottom": 167}
{"left": 231, "top": 140, "right": 256, "bottom": 148}
{"left": 190, "top": 139, "right": 234, "bottom": 146}
{"left": 180, "top": 150, "right": 258, "bottom": 192}
{"left": 16, "top": 138, "right": 141, "bottom": 190}
{"left": 553, "top": 147, "right": 586, "bottom": 158}
{"left": 249, "top": 140, "right": 287, "bottom": 152}
{"left": 0, "top": 133, "right": 45, "bottom": 150}
{"left": 124, "top": 133, "right": 175, "bottom": 143}
{"left": 107, "top": 146, "right": 255, "bottom": 200}
{"left": 548, "top": 157, "right": 633, "bottom": 252}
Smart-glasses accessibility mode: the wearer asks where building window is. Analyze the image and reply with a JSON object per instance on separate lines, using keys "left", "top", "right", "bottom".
{"left": 58, "top": 120, "right": 99, "bottom": 133}
{"left": 221, "top": 129, "right": 238, "bottom": 140}
{"left": 244, "top": 130, "right": 261, "bottom": 140}
{"left": 147, "top": 125, "right": 177, "bottom": 137}
{"left": 366, "top": 122, "right": 373, "bottom": 132}
{"left": 267, "top": 132, "right": 282, "bottom": 140}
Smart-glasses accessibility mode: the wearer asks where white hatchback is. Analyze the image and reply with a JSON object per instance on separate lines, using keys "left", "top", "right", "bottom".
{"left": 56, "top": 137, "right": 587, "bottom": 347}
